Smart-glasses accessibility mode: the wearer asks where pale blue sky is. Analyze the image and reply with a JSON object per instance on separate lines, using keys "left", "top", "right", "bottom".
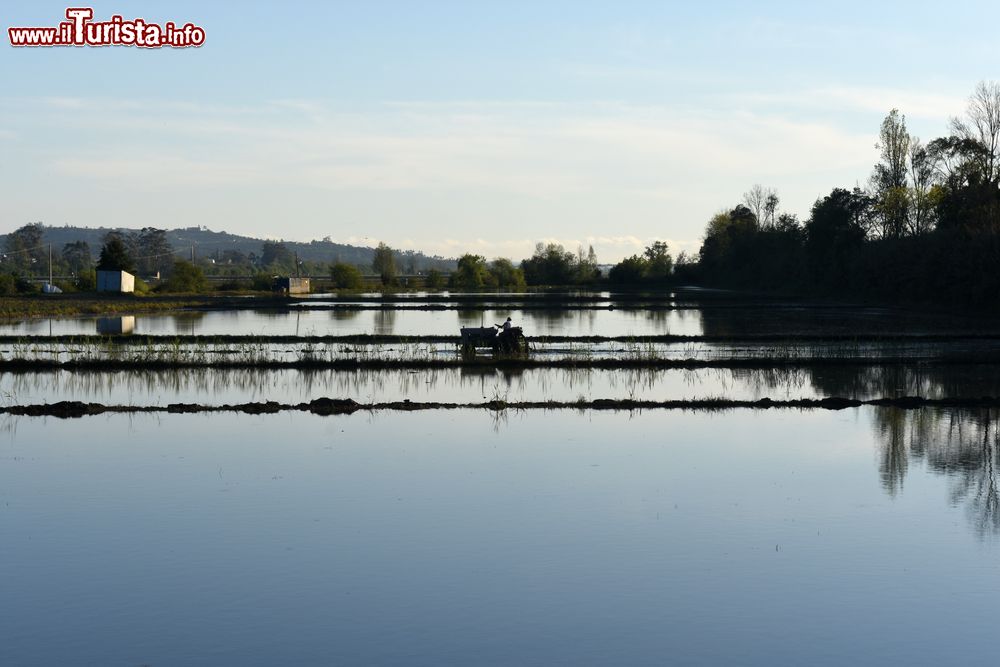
{"left": 2, "top": 1, "right": 998, "bottom": 260}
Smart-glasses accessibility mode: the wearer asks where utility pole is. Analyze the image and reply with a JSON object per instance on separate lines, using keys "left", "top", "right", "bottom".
{"left": 191, "top": 245, "right": 195, "bottom": 263}
{"left": 48, "top": 244, "right": 52, "bottom": 289}
{"left": 295, "top": 251, "right": 300, "bottom": 278}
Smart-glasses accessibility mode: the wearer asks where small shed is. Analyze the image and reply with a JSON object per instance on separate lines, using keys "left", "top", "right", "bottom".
{"left": 274, "top": 276, "right": 310, "bottom": 295}
{"left": 97, "top": 270, "right": 135, "bottom": 293}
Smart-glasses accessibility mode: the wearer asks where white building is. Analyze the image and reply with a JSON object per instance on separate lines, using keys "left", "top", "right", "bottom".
{"left": 96, "top": 270, "right": 135, "bottom": 293}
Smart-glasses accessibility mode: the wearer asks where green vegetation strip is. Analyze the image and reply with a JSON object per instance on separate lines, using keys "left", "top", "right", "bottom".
{"left": 7, "top": 395, "right": 1000, "bottom": 419}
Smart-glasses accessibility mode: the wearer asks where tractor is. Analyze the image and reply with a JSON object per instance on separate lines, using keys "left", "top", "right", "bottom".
{"left": 459, "top": 324, "right": 528, "bottom": 357}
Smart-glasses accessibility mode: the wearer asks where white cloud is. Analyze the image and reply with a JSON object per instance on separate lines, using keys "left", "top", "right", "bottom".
{"left": 7, "top": 94, "right": 896, "bottom": 259}
{"left": 737, "top": 86, "right": 968, "bottom": 121}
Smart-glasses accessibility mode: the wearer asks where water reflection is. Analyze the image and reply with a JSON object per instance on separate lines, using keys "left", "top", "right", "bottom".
{"left": 6, "top": 407, "right": 1000, "bottom": 665}
{"left": 330, "top": 309, "right": 359, "bottom": 322}
{"left": 456, "top": 308, "right": 486, "bottom": 327}
{"left": 96, "top": 316, "right": 135, "bottom": 335}
{"left": 698, "top": 299, "right": 1000, "bottom": 336}
{"left": 871, "top": 407, "right": 1000, "bottom": 536}
{"left": 373, "top": 309, "right": 396, "bottom": 335}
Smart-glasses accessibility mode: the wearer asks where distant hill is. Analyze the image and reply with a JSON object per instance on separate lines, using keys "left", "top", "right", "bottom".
{"left": 2, "top": 225, "right": 455, "bottom": 273}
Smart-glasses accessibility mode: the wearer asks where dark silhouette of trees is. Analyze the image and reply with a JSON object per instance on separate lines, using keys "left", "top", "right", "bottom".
{"left": 688, "top": 82, "right": 1000, "bottom": 308}
{"left": 96, "top": 235, "right": 136, "bottom": 272}
{"left": 608, "top": 255, "right": 646, "bottom": 284}
{"left": 950, "top": 81, "right": 1000, "bottom": 185}
{"left": 521, "top": 243, "right": 575, "bottom": 285}
{"left": 805, "top": 188, "right": 870, "bottom": 287}
{"left": 608, "top": 242, "right": 673, "bottom": 286}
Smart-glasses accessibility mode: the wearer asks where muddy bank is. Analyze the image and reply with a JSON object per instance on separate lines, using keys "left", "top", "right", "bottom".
{"left": 8, "top": 395, "right": 1000, "bottom": 418}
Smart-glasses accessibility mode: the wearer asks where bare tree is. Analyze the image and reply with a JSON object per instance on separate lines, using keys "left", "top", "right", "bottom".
{"left": 950, "top": 80, "right": 1000, "bottom": 184}
{"left": 742, "top": 184, "right": 778, "bottom": 228}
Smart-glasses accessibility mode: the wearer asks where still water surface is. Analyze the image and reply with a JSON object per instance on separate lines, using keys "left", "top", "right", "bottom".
{"left": 4, "top": 298, "right": 996, "bottom": 337}
{"left": 1, "top": 409, "right": 998, "bottom": 665}
{"left": 6, "top": 363, "right": 1000, "bottom": 406}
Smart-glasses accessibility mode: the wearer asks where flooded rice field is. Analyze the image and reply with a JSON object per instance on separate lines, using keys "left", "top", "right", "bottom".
{"left": 3, "top": 409, "right": 1000, "bottom": 665}
{"left": 4, "top": 363, "right": 1000, "bottom": 407}
{"left": 2, "top": 289, "right": 1000, "bottom": 665}
{"left": 3, "top": 288, "right": 999, "bottom": 338}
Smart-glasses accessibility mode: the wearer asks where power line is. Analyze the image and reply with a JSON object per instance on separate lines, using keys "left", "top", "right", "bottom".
{"left": 0, "top": 242, "right": 49, "bottom": 257}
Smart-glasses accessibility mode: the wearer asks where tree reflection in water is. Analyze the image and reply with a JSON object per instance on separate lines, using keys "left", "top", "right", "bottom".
{"left": 373, "top": 308, "right": 396, "bottom": 335}
{"left": 874, "top": 407, "right": 1000, "bottom": 536}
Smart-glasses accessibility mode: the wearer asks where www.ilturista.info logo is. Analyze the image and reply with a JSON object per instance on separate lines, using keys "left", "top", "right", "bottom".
{"left": 8, "top": 7, "right": 205, "bottom": 48}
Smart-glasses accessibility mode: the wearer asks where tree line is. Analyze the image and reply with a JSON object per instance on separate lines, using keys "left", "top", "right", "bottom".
{"left": 690, "top": 81, "right": 1000, "bottom": 308}
{"left": 329, "top": 240, "right": 678, "bottom": 290}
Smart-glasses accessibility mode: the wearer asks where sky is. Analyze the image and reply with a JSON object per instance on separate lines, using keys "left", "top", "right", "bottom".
{"left": 2, "top": 1, "right": 999, "bottom": 262}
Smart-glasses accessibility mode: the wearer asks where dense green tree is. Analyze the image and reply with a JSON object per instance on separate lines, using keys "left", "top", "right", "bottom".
{"left": 521, "top": 243, "right": 575, "bottom": 285}
{"left": 330, "top": 262, "right": 364, "bottom": 289}
{"left": 643, "top": 241, "right": 673, "bottom": 281}
{"left": 871, "top": 109, "right": 911, "bottom": 239}
{"left": 76, "top": 269, "right": 97, "bottom": 291}
{"left": 162, "top": 260, "right": 207, "bottom": 292}
{"left": 488, "top": 258, "right": 526, "bottom": 290}
{"left": 135, "top": 228, "right": 174, "bottom": 276}
{"left": 96, "top": 236, "right": 136, "bottom": 272}
{"left": 907, "top": 138, "right": 938, "bottom": 235}
{"left": 608, "top": 242, "right": 673, "bottom": 286}
{"left": 0, "top": 273, "right": 16, "bottom": 295}
{"left": 572, "top": 245, "right": 600, "bottom": 283}
{"left": 424, "top": 268, "right": 446, "bottom": 290}
{"left": 451, "top": 254, "right": 489, "bottom": 289}
{"left": 260, "top": 241, "right": 293, "bottom": 269}
{"left": 608, "top": 255, "right": 647, "bottom": 284}
{"left": 372, "top": 242, "right": 397, "bottom": 286}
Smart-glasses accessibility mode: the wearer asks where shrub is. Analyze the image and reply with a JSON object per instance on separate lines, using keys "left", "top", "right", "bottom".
{"left": 0, "top": 274, "right": 16, "bottom": 296}
{"left": 330, "top": 262, "right": 364, "bottom": 289}
{"left": 161, "top": 260, "right": 207, "bottom": 293}
{"left": 76, "top": 269, "right": 96, "bottom": 291}
{"left": 424, "top": 269, "right": 446, "bottom": 290}
{"left": 251, "top": 273, "right": 275, "bottom": 291}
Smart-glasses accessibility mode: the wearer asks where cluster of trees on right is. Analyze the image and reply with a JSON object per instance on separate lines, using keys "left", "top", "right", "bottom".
{"left": 690, "top": 81, "right": 1000, "bottom": 308}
